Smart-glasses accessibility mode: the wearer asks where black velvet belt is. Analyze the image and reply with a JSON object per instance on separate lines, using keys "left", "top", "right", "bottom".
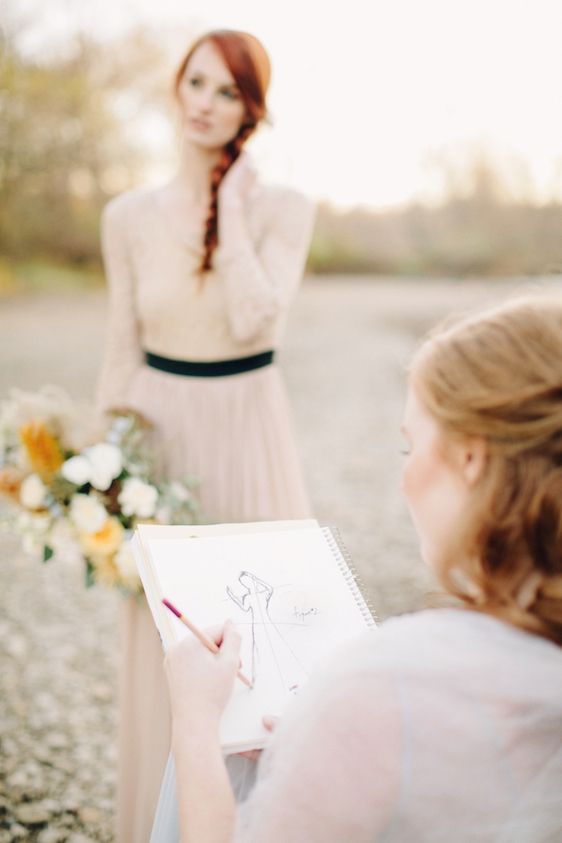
{"left": 144, "top": 350, "right": 275, "bottom": 378}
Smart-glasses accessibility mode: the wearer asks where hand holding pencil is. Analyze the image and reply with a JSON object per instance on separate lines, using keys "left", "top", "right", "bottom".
{"left": 163, "top": 598, "right": 252, "bottom": 689}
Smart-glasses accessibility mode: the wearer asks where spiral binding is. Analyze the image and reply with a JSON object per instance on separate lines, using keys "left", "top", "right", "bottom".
{"left": 321, "top": 526, "right": 378, "bottom": 627}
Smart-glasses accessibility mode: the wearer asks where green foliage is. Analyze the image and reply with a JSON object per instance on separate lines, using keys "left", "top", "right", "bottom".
{"left": 309, "top": 189, "right": 562, "bottom": 278}
{"left": 0, "top": 22, "right": 148, "bottom": 267}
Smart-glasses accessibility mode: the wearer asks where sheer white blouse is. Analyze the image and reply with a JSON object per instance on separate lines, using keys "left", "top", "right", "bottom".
{"left": 232, "top": 608, "right": 562, "bottom": 842}
{"left": 152, "top": 608, "right": 562, "bottom": 842}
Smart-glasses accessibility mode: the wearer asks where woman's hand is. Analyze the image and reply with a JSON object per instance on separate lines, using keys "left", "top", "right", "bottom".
{"left": 165, "top": 620, "right": 241, "bottom": 730}
{"left": 238, "top": 715, "right": 279, "bottom": 762}
{"left": 218, "top": 152, "right": 258, "bottom": 213}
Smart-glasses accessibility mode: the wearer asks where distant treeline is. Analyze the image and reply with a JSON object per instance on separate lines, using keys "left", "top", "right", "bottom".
{"left": 2, "top": 17, "right": 562, "bottom": 283}
{"left": 311, "top": 191, "right": 562, "bottom": 277}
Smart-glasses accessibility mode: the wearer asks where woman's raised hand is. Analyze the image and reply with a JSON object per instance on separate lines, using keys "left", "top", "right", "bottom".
{"left": 218, "top": 152, "right": 258, "bottom": 212}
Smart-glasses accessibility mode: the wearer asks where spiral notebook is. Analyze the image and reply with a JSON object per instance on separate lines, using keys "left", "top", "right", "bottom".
{"left": 132, "top": 520, "right": 376, "bottom": 754}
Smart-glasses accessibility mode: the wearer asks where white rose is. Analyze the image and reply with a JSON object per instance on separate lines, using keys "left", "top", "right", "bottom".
{"left": 69, "top": 493, "right": 107, "bottom": 533}
{"left": 61, "top": 455, "right": 91, "bottom": 486}
{"left": 115, "top": 541, "right": 141, "bottom": 590}
{"left": 169, "top": 481, "right": 191, "bottom": 502}
{"left": 85, "top": 443, "right": 123, "bottom": 491}
{"left": 48, "top": 520, "right": 77, "bottom": 560}
{"left": 118, "top": 477, "right": 158, "bottom": 518}
{"left": 20, "top": 512, "right": 51, "bottom": 558}
{"left": 20, "top": 474, "right": 47, "bottom": 510}
{"left": 155, "top": 505, "right": 172, "bottom": 524}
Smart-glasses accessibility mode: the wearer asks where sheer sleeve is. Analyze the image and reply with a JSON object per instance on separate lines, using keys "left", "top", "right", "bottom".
{"left": 214, "top": 188, "right": 316, "bottom": 345}
{"left": 234, "top": 663, "right": 402, "bottom": 843}
{"left": 96, "top": 196, "right": 143, "bottom": 413}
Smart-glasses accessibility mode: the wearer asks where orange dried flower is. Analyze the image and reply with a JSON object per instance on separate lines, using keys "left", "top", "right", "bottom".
{"left": 19, "top": 421, "right": 64, "bottom": 480}
{"left": 0, "top": 465, "right": 24, "bottom": 501}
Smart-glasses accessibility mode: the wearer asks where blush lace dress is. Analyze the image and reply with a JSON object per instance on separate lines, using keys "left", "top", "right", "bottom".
{"left": 96, "top": 180, "right": 316, "bottom": 842}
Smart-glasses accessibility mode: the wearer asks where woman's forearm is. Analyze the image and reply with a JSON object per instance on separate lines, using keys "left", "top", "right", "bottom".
{"left": 172, "top": 718, "right": 236, "bottom": 843}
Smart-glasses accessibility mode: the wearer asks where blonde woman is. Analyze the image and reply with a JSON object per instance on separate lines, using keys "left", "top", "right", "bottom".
{"left": 165, "top": 296, "right": 562, "bottom": 841}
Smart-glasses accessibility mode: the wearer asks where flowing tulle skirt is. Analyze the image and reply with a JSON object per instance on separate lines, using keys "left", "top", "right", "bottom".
{"left": 116, "top": 362, "right": 310, "bottom": 842}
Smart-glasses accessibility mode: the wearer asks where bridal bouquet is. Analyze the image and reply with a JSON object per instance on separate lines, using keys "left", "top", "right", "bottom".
{"left": 0, "top": 386, "right": 199, "bottom": 595}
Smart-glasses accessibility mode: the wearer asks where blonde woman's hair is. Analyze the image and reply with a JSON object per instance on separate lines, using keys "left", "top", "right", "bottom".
{"left": 410, "top": 295, "right": 562, "bottom": 645}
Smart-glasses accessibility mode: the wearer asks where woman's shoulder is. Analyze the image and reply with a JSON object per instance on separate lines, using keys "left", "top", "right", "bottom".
{"left": 371, "top": 609, "right": 562, "bottom": 699}
{"left": 252, "top": 181, "right": 316, "bottom": 225}
{"left": 334, "top": 608, "right": 562, "bottom": 676}
{"left": 101, "top": 186, "right": 156, "bottom": 228}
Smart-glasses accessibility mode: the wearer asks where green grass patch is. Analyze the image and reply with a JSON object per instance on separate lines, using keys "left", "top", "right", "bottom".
{"left": 0, "top": 258, "right": 104, "bottom": 296}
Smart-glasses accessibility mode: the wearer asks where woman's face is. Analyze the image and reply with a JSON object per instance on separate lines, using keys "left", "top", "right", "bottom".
{"left": 177, "top": 41, "right": 247, "bottom": 150}
{"left": 400, "top": 384, "right": 480, "bottom": 571}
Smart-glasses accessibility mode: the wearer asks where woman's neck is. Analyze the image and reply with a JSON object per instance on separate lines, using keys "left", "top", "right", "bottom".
{"left": 172, "top": 141, "right": 221, "bottom": 204}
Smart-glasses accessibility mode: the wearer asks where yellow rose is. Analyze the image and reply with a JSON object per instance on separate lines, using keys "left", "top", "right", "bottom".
{"left": 90, "top": 555, "right": 120, "bottom": 588}
{"left": 79, "top": 517, "right": 124, "bottom": 562}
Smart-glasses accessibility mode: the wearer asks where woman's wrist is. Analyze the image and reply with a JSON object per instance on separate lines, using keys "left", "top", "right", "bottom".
{"left": 171, "top": 709, "right": 221, "bottom": 750}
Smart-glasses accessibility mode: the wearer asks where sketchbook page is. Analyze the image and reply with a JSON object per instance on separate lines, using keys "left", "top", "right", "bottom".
{"left": 142, "top": 526, "right": 375, "bottom": 753}
{"left": 135, "top": 520, "right": 319, "bottom": 650}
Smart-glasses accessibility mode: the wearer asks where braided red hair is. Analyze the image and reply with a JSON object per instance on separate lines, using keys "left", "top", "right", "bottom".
{"left": 174, "top": 31, "right": 270, "bottom": 274}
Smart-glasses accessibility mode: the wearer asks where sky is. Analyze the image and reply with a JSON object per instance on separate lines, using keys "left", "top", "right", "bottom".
{"left": 11, "top": 0, "right": 562, "bottom": 209}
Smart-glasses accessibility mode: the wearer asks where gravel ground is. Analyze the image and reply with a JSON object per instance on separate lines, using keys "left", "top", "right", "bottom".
{"left": 0, "top": 275, "right": 559, "bottom": 841}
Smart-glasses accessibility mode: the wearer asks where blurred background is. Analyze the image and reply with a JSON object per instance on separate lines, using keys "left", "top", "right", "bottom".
{"left": 2, "top": 0, "right": 562, "bottom": 290}
{"left": 1, "top": 2, "right": 562, "bottom": 839}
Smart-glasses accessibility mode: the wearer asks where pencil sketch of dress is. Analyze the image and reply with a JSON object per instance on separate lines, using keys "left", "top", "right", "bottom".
{"left": 226, "top": 571, "right": 309, "bottom": 692}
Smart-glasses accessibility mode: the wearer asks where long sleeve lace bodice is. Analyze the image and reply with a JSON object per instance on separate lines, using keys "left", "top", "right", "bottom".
{"left": 234, "top": 609, "right": 562, "bottom": 842}
{"left": 96, "top": 182, "right": 315, "bottom": 412}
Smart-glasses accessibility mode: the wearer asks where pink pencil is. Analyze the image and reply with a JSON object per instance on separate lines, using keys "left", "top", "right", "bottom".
{"left": 162, "top": 597, "right": 253, "bottom": 689}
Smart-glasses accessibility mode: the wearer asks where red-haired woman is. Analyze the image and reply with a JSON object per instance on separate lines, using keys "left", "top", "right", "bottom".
{"left": 96, "top": 30, "right": 315, "bottom": 842}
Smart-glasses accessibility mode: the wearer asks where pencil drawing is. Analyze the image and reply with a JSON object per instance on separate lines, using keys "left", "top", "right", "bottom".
{"left": 226, "top": 570, "right": 311, "bottom": 692}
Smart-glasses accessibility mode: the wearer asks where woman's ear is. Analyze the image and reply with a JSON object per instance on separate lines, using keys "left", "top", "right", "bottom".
{"left": 461, "top": 437, "right": 487, "bottom": 486}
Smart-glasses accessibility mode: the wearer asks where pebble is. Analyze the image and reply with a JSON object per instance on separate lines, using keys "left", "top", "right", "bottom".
{"left": 46, "top": 733, "right": 69, "bottom": 751}
{"left": 92, "top": 682, "right": 113, "bottom": 702}
{"left": 4, "top": 635, "right": 28, "bottom": 659}
{"left": 34, "top": 747, "right": 54, "bottom": 765}
{"left": 78, "top": 805, "right": 102, "bottom": 824}
{"left": 14, "top": 801, "right": 53, "bottom": 825}
{"left": 37, "top": 829, "right": 68, "bottom": 843}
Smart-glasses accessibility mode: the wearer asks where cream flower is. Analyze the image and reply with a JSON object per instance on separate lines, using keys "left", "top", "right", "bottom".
{"left": 20, "top": 473, "right": 47, "bottom": 510}
{"left": 18, "top": 511, "right": 51, "bottom": 557}
{"left": 115, "top": 541, "right": 142, "bottom": 591}
{"left": 61, "top": 455, "right": 92, "bottom": 487}
{"left": 118, "top": 477, "right": 158, "bottom": 518}
{"left": 85, "top": 443, "right": 123, "bottom": 491}
{"left": 169, "top": 481, "right": 192, "bottom": 502}
{"left": 79, "top": 516, "right": 124, "bottom": 561}
{"left": 69, "top": 493, "right": 107, "bottom": 533}
{"left": 89, "top": 555, "right": 120, "bottom": 588}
